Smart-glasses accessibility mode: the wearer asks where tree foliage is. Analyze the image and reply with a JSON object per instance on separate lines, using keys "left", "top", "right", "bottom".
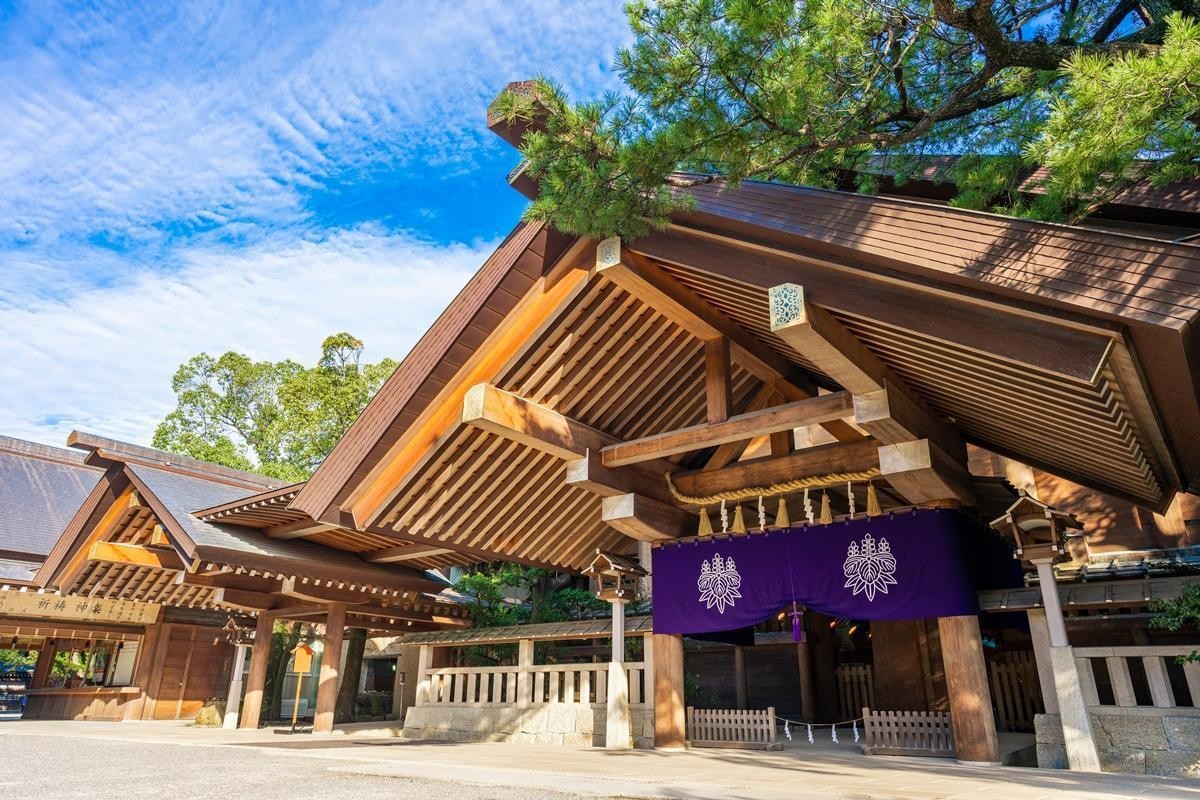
{"left": 152, "top": 333, "right": 396, "bottom": 481}
{"left": 495, "top": 0, "right": 1200, "bottom": 236}
{"left": 1150, "top": 582, "right": 1200, "bottom": 662}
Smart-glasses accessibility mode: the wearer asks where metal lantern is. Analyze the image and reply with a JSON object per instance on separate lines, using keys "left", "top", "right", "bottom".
{"left": 990, "top": 491, "right": 1084, "bottom": 565}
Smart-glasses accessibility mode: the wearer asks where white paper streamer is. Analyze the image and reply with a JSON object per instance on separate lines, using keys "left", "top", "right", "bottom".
{"left": 720, "top": 499, "right": 729, "bottom": 533}
{"left": 853, "top": 720, "right": 859, "bottom": 743}
{"left": 831, "top": 724, "right": 838, "bottom": 744}
{"left": 783, "top": 720, "right": 791, "bottom": 741}
{"left": 807, "top": 724, "right": 814, "bottom": 744}
{"left": 803, "top": 488, "right": 814, "bottom": 524}
{"left": 847, "top": 481, "right": 855, "bottom": 518}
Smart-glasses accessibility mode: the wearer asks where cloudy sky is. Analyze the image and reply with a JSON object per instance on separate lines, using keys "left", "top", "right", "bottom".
{"left": 0, "top": 1, "right": 630, "bottom": 446}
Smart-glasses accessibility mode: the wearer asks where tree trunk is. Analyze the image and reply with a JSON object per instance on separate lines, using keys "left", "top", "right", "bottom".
{"left": 334, "top": 627, "right": 367, "bottom": 724}
{"left": 267, "top": 622, "right": 302, "bottom": 722}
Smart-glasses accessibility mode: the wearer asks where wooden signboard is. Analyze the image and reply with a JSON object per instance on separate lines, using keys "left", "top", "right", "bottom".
{"left": 0, "top": 589, "right": 159, "bottom": 626}
{"left": 291, "top": 642, "right": 315, "bottom": 674}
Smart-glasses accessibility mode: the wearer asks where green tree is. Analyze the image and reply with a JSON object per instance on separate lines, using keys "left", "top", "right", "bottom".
{"left": 152, "top": 333, "right": 397, "bottom": 481}
{"left": 495, "top": 0, "right": 1200, "bottom": 235}
{"left": 1150, "top": 583, "right": 1200, "bottom": 662}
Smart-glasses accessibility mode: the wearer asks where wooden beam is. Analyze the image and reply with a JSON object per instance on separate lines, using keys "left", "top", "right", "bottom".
{"left": 671, "top": 438, "right": 881, "bottom": 501}
{"left": 462, "top": 382, "right": 613, "bottom": 459}
{"left": 364, "top": 544, "right": 455, "bottom": 564}
{"left": 602, "top": 391, "right": 853, "bottom": 467}
{"left": 564, "top": 450, "right": 674, "bottom": 505}
{"left": 149, "top": 525, "right": 170, "bottom": 547}
{"left": 213, "top": 587, "right": 283, "bottom": 612}
{"left": 87, "top": 541, "right": 184, "bottom": 571}
{"left": 56, "top": 486, "right": 135, "bottom": 591}
{"left": 702, "top": 382, "right": 779, "bottom": 471}
{"left": 601, "top": 493, "right": 692, "bottom": 541}
{"left": 877, "top": 439, "right": 974, "bottom": 505}
{"left": 704, "top": 337, "right": 732, "bottom": 423}
{"left": 264, "top": 519, "right": 339, "bottom": 540}
{"left": 280, "top": 576, "right": 374, "bottom": 605}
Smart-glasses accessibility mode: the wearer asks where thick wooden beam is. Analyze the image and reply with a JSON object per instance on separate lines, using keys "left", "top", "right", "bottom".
{"left": 877, "top": 439, "right": 974, "bottom": 506}
{"left": 364, "top": 544, "right": 455, "bottom": 564}
{"left": 264, "top": 519, "right": 340, "bottom": 540}
{"left": 704, "top": 337, "right": 732, "bottom": 424}
{"left": 149, "top": 525, "right": 171, "bottom": 547}
{"left": 564, "top": 450, "right": 674, "bottom": 505}
{"left": 671, "top": 438, "right": 881, "bottom": 500}
{"left": 213, "top": 587, "right": 283, "bottom": 612}
{"left": 280, "top": 576, "right": 373, "bottom": 605}
{"left": 601, "top": 493, "right": 692, "bottom": 541}
{"left": 602, "top": 391, "right": 853, "bottom": 467}
{"left": 462, "top": 382, "right": 613, "bottom": 459}
{"left": 87, "top": 540, "right": 184, "bottom": 571}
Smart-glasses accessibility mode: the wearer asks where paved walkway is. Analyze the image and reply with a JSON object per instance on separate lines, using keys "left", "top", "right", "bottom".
{"left": 3, "top": 720, "right": 1198, "bottom": 800}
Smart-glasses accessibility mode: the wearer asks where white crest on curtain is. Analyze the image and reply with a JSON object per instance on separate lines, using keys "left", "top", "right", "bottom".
{"left": 697, "top": 552, "right": 742, "bottom": 614}
{"left": 842, "top": 532, "right": 898, "bottom": 602}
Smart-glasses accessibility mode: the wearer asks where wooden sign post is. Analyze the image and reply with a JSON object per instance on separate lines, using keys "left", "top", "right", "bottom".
{"left": 286, "top": 642, "right": 315, "bottom": 734}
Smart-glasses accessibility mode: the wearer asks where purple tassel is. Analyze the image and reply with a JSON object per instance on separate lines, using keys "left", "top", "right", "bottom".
{"left": 789, "top": 602, "right": 805, "bottom": 642}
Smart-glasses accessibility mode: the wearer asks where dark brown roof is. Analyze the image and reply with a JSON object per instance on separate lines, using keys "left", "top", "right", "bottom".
{"left": 0, "top": 436, "right": 103, "bottom": 560}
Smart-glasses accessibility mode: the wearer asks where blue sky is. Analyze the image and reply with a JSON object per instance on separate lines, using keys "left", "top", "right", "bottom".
{"left": 0, "top": 1, "right": 630, "bottom": 446}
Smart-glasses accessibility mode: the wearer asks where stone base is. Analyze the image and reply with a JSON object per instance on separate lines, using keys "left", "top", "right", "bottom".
{"left": 1036, "top": 712, "right": 1200, "bottom": 778}
{"left": 403, "top": 704, "right": 654, "bottom": 749}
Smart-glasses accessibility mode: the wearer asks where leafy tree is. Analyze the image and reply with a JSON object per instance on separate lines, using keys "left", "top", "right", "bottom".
{"left": 495, "top": 0, "right": 1200, "bottom": 235}
{"left": 153, "top": 333, "right": 397, "bottom": 481}
{"left": 1149, "top": 583, "right": 1200, "bottom": 662}
{"left": 0, "top": 649, "right": 35, "bottom": 672}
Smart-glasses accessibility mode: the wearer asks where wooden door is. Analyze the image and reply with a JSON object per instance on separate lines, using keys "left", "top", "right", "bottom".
{"left": 150, "top": 624, "right": 234, "bottom": 720}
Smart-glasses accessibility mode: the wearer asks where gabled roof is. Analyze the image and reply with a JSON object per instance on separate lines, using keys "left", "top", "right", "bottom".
{"left": 0, "top": 436, "right": 103, "bottom": 562}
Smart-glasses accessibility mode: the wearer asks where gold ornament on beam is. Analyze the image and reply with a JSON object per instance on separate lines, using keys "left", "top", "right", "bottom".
{"left": 866, "top": 483, "right": 882, "bottom": 517}
{"left": 819, "top": 492, "right": 833, "bottom": 524}
{"left": 775, "top": 497, "right": 790, "bottom": 529}
{"left": 731, "top": 504, "right": 747, "bottom": 534}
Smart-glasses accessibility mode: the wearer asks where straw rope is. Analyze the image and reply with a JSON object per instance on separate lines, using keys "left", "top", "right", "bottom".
{"left": 665, "top": 468, "right": 881, "bottom": 506}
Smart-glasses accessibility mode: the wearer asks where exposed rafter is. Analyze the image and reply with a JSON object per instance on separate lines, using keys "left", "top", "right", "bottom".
{"left": 87, "top": 541, "right": 184, "bottom": 571}
{"left": 600, "top": 493, "right": 692, "bottom": 541}
{"left": 364, "top": 544, "right": 455, "bottom": 564}
{"left": 462, "top": 382, "right": 612, "bottom": 459}
{"left": 264, "top": 519, "right": 340, "bottom": 540}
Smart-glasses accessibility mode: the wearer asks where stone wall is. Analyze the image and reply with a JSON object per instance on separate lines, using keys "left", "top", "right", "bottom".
{"left": 403, "top": 704, "right": 655, "bottom": 748}
{"left": 1036, "top": 711, "right": 1200, "bottom": 778}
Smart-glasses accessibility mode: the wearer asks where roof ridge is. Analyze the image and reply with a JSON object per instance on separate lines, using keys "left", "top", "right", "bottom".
{"left": 0, "top": 435, "right": 99, "bottom": 469}
{"left": 67, "top": 431, "right": 285, "bottom": 490}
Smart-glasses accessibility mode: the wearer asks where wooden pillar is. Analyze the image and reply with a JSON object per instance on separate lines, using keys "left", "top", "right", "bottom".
{"left": 938, "top": 614, "right": 1001, "bottom": 765}
{"left": 652, "top": 633, "right": 686, "bottom": 750}
{"left": 414, "top": 645, "right": 435, "bottom": 707}
{"left": 796, "top": 641, "right": 816, "bottom": 722}
{"left": 733, "top": 646, "right": 747, "bottom": 710}
{"left": 390, "top": 656, "right": 406, "bottom": 720}
{"left": 239, "top": 613, "right": 275, "bottom": 729}
{"left": 1027, "top": 609, "right": 1059, "bottom": 714}
{"left": 516, "top": 639, "right": 533, "bottom": 710}
{"left": 313, "top": 602, "right": 346, "bottom": 733}
{"left": 30, "top": 640, "right": 54, "bottom": 690}
{"left": 222, "top": 643, "right": 250, "bottom": 729}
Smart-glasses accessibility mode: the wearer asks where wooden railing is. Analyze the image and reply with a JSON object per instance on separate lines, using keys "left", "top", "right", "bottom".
{"left": 1074, "top": 645, "right": 1200, "bottom": 710}
{"left": 422, "top": 662, "right": 647, "bottom": 707}
{"left": 835, "top": 663, "right": 875, "bottom": 721}
{"left": 988, "top": 651, "right": 1043, "bottom": 732}
{"left": 687, "top": 706, "right": 780, "bottom": 750}
{"left": 862, "top": 708, "right": 956, "bottom": 758}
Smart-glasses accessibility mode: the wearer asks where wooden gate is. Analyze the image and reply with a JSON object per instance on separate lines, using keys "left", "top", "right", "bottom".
{"left": 987, "top": 651, "right": 1042, "bottom": 732}
{"left": 862, "top": 708, "right": 956, "bottom": 757}
{"left": 687, "top": 706, "right": 781, "bottom": 750}
{"left": 835, "top": 663, "right": 875, "bottom": 721}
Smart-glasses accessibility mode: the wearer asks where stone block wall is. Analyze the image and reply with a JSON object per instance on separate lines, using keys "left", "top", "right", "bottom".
{"left": 403, "top": 704, "right": 655, "bottom": 748}
{"left": 1036, "top": 712, "right": 1200, "bottom": 778}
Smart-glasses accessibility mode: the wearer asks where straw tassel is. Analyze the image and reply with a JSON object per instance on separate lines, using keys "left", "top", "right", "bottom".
{"left": 819, "top": 492, "right": 833, "bottom": 524}
{"left": 698, "top": 507, "right": 714, "bottom": 536}
{"left": 774, "top": 497, "right": 790, "bottom": 529}
{"left": 731, "top": 504, "right": 747, "bottom": 534}
{"left": 866, "top": 483, "right": 882, "bottom": 517}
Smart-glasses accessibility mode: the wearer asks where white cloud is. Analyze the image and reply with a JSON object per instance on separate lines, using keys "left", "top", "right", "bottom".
{"left": 0, "top": 227, "right": 491, "bottom": 447}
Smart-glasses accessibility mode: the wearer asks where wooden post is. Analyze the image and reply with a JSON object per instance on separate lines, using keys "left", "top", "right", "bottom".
{"left": 938, "top": 614, "right": 1001, "bottom": 765}
{"left": 606, "top": 598, "right": 632, "bottom": 749}
{"left": 642, "top": 632, "right": 655, "bottom": 710}
{"left": 652, "top": 633, "right": 686, "bottom": 750}
{"left": 515, "top": 639, "right": 533, "bottom": 709}
{"left": 30, "top": 640, "right": 54, "bottom": 690}
{"left": 796, "top": 640, "right": 816, "bottom": 722}
{"left": 1026, "top": 609, "right": 1059, "bottom": 714}
{"left": 734, "top": 646, "right": 747, "bottom": 710}
{"left": 313, "top": 602, "right": 346, "bottom": 734}
{"left": 390, "top": 656, "right": 405, "bottom": 720}
{"left": 222, "top": 642, "right": 250, "bottom": 729}
{"left": 415, "top": 645, "right": 435, "bottom": 707}
{"left": 240, "top": 613, "right": 275, "bottom": 729}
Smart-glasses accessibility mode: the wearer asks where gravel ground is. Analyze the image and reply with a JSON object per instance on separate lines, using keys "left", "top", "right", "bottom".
{"left": 0, "top": 734, "right": 611, "bottom": 800}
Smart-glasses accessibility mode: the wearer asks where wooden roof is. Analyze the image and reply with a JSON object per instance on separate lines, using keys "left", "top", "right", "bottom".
{"left": 0, "top": 436, "right": 103, "bottom": 563}
{"left": 274, "top": 89, "right": 1198, "bottom": 576}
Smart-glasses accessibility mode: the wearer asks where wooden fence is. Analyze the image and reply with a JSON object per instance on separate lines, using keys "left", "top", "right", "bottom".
{"left": 687, "top": 706, "right": 781, "bottom": 750}
{"left": 988, "top": 651, "right": 1042, "bottom": 732}
{"left": 1074, "top": 645, "right": 1200, "bottom": 709}
{"left": 422, "top": 662, "right": 646, "bottom": 708}
{"left": 862, "top": 708, "right": 956, "bottom": 758}
{"left": 835, "top": 663, "right": 875, "bottom": 721}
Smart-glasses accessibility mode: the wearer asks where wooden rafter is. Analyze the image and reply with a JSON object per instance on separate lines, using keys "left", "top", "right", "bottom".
{"left": 595, "top": 237, "right": 863, "bottom": 443}
{"left": 768, "top": 283, "right": 973, "bottom": 505}
{"left": 364, "top": 544, "right": 455, "bottom": 564}
{"left": 601, "top": 391, "right": 853, "bottom": 467}
{"left": 461, "top": 382, "right": 612, "bottom": 459}
{"left": 87, "top": 541, "right": 184, "bottom": 571}
{"left": 264, "top": 519, "right": 339, "bottom": 539}
{"left": 600, "top": 493, "right": 692, "bottom": 541}
{"left": 563, "top": 450, "right": 674, "bottom": 505}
